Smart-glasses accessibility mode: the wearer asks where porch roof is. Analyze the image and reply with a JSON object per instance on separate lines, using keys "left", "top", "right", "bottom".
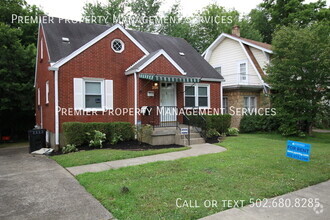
{"left": 139, "top": 73, "right": 201, "bottom": 83}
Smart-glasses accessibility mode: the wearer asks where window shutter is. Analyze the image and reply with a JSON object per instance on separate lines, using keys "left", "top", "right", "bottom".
{"left": 105, "top": 80, "right": 113, "bottom": 109}
{"left": 74, "top": 78, "right": 84, "bottom": 110}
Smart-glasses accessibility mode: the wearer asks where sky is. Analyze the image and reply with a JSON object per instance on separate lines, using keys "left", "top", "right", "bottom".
{"left": 25, "top": 0, "right": 328, "bottom": 21}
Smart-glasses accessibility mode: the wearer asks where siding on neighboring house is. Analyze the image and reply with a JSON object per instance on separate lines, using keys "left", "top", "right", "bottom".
{"left": 208, "top": 38, "right": 263, "bottom": 86}
{"left": 250, "top": 47, "right": 269, "bottom": 71}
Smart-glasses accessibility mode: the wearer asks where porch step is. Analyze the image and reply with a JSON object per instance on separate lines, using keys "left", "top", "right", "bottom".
{"left": 176, "top": 137, "right": 205, "bottom": 146}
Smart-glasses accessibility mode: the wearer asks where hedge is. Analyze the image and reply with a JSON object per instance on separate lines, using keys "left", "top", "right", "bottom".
{"left": 62, "top": 122, "right": 134, "bottom": 146}
{"left": 240, "top": 114, "right": 280, "bottom": 133}
{"left": 187, "top": 114, "right": 232, "bottom": 134}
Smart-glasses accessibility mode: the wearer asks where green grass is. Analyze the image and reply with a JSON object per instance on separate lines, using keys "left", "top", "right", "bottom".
{"left": 51, "top": 147, "right": 190, "bottom": 167}
{"left": 76, "top": 133, "right": 330, "bottom": 220}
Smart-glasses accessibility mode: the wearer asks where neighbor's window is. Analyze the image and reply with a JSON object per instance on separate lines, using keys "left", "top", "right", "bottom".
{"left": 184, "top": 84, "right": 209, "bottom": 108}
{"left": 239, "top": 62, "right": 247, "bottom": 82}
{"left": 223, "top": 96, "right": 228, "bottom": 114}
{"left": 85, "top": 81, "right": 102, "bottom": 108}
{"left": 215, "top": 66, "right": 221, "bottom": 74}
{"left": 111, "top": 39, "right": 124, "bottom": 53}
{"left": 244, "top": 96, "right": 256, "bottom": 111}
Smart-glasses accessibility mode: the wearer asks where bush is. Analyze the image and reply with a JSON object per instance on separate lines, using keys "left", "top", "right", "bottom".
{"left": 206, "top": 129, "right": 220, "bottom": 138}
{"left": 63, "top": 122, "right": 134, "bottom": 146}
{"left": 187, "top": 114, "right": 231, "bottom": 134}
{"left": 240, "top": 114, "right": 280, "bottom": 133}
{"left": 227, "top": 127, "right": 239, "bottom": 136}
{"left": 62, "top": 144, "right": 77, "bottom": 154}
{"left": 87, "top": 130, "right": 106, "bottom": 148}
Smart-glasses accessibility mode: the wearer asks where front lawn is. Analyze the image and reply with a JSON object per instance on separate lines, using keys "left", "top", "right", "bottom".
{"left": 77, "top": 133, "right": 330, "bottom": 220}
{"left": 52, "top": 147, "right": 190, "bottom": 167}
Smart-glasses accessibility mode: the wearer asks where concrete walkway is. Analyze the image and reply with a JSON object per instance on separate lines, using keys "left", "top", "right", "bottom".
{"left": 0, "top": 146, "right": 113, "bottom": 220}
{"left": 67, "top": 143, "right": 226, "bottom": 176}
{"left": 313, "top": 128, "right": 330, "bottom": 133}
{"left": 200, "top": 180, "right": 330, "bottom": 220}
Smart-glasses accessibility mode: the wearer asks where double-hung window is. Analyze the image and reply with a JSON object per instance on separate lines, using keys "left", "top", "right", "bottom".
{"left": 184, "top": 84, "right": 210, "bottom": 108}
{"left": 244, "top": 96, "right": 256, "bottom": 111}
{"left": 239, "top": 62, "right": 247, "bottom": 83}
{"left": 223, "top": 96, "right": 228, "bottom": 114}
{"left": 85, "top": 81, "right": 102, "bottom": 109}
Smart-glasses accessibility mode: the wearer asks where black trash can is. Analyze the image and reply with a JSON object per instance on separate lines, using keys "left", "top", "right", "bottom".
{"left": 28, "top": 129, "right": 46, "bottom": 153}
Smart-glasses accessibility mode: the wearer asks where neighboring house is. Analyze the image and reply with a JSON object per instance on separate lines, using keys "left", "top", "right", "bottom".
{"left": 203, "top": 25, "right": 273, "bottom": 127}
{"left": 35, "top": 16, "right": 224, "bottom": 149}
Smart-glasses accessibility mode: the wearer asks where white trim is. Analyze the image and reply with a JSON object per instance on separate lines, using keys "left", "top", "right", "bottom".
{"left": 37, "top": 88, "right": 40, "bottom": 106}
{"left": 223, "top": 83, "right": 264, "bottom": 87}
{"left": 134, "top": 72, "right": 138, "bottom": 126}
{"left": 34, "top": 23, "right": 40, "bottom": 87}
{"left": 203, "top": 33, "right": 273, "bottom": 61}
{"left": 83, "top": 79, "right": 105, "bottom": 111}
{"left": 125, "top": 49, "right": 186, "bottom": 75}
{"left": 184, "top": 83, "right": 210, "bottom": 109}
{"left": 54, "top": 70, "right": 59, "bottom": 146}
{"left": 200, "top": 78, "right": 225, "bottom": 82}
{"left": 41, "top": 23, "right": 51, "bottom": 61}
{"left": 125, "top": 54, "right": 148, "bottom": 72}
{"left": 50, "top": 24, "right": 149, "bottom": 69}
{"left": 111, "top": 39, "right": 125, "bottom": 53}
{"left": 239, "top": 42, "right": 265, "bottom": 85}
{"left": 244, "top": 96, "right": 257, "bottom": 110}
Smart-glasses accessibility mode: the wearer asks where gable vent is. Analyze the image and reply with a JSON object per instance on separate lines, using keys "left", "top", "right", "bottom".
{"left": 62, "top": 37, "right": 70, "bottom": 43}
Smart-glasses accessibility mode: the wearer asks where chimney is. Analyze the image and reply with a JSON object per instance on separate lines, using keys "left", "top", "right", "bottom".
{"left": 232, "top": 25, "right": 240, "bottom": 37}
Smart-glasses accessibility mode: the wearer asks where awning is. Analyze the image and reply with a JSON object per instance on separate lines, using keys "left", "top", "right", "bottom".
{"left": 139, "top": 73, "right": 201, "bottom": 83}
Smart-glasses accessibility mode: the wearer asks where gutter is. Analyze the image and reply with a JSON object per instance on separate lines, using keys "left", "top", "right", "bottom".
{"left": 49, "top": 66, "right": 60, "bottom": 148}
{"left": 134, "top": 71, "right": 138, "bottom": 126}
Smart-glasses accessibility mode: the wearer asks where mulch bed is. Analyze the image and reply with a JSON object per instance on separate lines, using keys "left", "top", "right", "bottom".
{"left": 52, "top": 140, "right": 184, "bottom": 155}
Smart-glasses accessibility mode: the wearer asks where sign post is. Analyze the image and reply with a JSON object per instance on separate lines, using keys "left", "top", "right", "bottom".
{"left": 286, "top": 140, "right": 311, "bottom": 162}
{"left": 181, "top": 128, "right": 189, "bottom": 146}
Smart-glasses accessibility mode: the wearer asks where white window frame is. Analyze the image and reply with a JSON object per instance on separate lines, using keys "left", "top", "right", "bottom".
{"left": 111, "top": 39, "right": 125, "bottom": 53}
{"left": 45, "top": 81, "right": 49, "bottom": 104}
{"left": 223, "top": 96, "right": 228, "bottom": 114}
{"left": 40, "top": 38, "right": 44, "bottom": 61}
{"left": 37, "top": 88, "right": 40, "bottom": 106}
{"left": 238, "top": 61, "right": 248, "bottom": 83}
{"left": 184, "top": 83, "right": 210, "bottom": 109}
{"left": 214, "top": 66, "right": 221, "bottom": 74}
{"left": 244, "top": 96, "right": 257, "bottom": 111}
{"left": 83, "top": 79, "right": 104, "bottom": 111}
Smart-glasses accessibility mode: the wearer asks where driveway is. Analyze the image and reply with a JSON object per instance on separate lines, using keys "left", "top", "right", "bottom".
{"left": 0, "top": 145, "right": 113, "bottom": 220}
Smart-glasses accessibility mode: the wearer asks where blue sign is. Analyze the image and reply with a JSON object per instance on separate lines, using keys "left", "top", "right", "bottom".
{"left": 286, "top": 140, "right": 311, "bottom": 162}
{"left": 181, "top": 128, "right": 189, "bottom": 135}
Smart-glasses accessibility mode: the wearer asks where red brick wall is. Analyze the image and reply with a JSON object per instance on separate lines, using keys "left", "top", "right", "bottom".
{"left": 140, "top": 55, "right": 182, "bottom": 75}
{"left": 58, "top": 29, "right": 145, "bottom": 131}
{"left": 35, "top": 26, "right": 55, "bottom": 132}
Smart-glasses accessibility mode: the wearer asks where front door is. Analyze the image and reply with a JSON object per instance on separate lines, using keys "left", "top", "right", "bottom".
{"left": 160, "top": 82, "right": 176, "bottom": 122}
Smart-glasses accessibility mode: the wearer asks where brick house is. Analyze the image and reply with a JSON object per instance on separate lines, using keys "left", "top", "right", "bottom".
{"left": 35, "top": 16, "right": 224, "bottom": 149}
{"left": 203, "top": 26, "right": 273, "bottom": 127}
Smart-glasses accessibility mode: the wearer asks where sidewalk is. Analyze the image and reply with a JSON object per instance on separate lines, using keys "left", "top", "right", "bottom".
{"left": 200, "top": 180, "right": 330, "bottom": 220}
{"left": 67, "top": 143, "right": 226, "bottom": 176}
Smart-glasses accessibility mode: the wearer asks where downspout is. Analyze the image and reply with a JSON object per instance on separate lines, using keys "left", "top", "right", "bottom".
{"left": 54, "top": 69, "right": 59, "bottom": 148}
{"left": 134, "top": 71, "right": 138, "bottom": 126}
{"left": 220, "top": 83, "right": 223, "bottom": 114}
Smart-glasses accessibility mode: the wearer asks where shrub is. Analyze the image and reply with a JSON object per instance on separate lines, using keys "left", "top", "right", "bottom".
{"left": 63, "top": 122, "right": 134, "bottom": 146}
{"left": 136, "top": 124, "right": 153, "bottom": 144}
{"left": 240, "top": 114, "right": 280, "bottom": 133}
{"left": 62, "top": 144, "right": 78, "bottom": 154}
{"left": 187, "top": 114, "right": 231, "bottom": 134}
{"left": 227, "top": 127, "right": 239, "bottom": 136}
{"left": 87, "top": 130, "right": 106, "bottom": 148}
{"left": 206, "top": 129, "right": 220, "bottom": 138}
{"left": 110, "top": 133, "right": 123, "bottom": 145}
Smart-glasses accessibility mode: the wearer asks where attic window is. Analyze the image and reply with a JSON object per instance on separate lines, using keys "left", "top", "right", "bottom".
{"left": 62, "top": 37, "right": 70, "bottom": 43}
{"left": 179, "top": 52, "right": 185, "bottom": 56}
{"left": 111, "top": 39, "right": 124, "bottom": 53}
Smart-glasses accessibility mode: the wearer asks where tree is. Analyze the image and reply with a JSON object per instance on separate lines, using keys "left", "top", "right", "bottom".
{"left": 250, "top": 0, "right": 329, "bottom": 43}
{"left": 128, "top": 0, "right": 162, "bottom": 32}
{"left": 266, "top": 21, "right": 330, "bottom": 136}
{"left": 0, "top": 0, "right": 43, "bottom": 138}
{"left": 82, "top": 0, "right": 126, "bottom": 25}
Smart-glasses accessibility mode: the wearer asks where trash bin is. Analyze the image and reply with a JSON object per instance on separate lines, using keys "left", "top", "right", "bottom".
{"left": 28, "top": 129, "right": 46, "bottom": 153}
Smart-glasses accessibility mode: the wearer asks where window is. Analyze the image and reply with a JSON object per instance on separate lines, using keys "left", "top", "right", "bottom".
{"left": 85, "top": 81, "right": 102, "bottom": 108}
{"left": 40, "top": 38, "right": 43, "bottom": 61}
{"left": 111, "top": 39, "right": 124, "bottom": 53}
{"left": 45, "top": 81, "right": 49, "bottom": 104}
{"left": 37, "top": 88, "right": 40, "bottom": 106}
{"left": 239, "top": 62, "right": 247, "bottom": 82}
{"left": 215, "top": 66, "right": 221, "bottom": 74}
{"left": 73, "top": 78, "right": 113, "bottom": 110}
{"left": 244, "top": 96, "right": 256, "bottom": 111}
{"left": 184, "top": 84, "right": 210, "bottom": 108}
{"left": 223, "top": 97, "right": 228, "bottom": 114}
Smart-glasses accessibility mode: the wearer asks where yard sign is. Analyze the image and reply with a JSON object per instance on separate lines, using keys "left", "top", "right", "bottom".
{"left": 181, "top": 128, "right": 189, "bottom": 135}
{"left": 286, "top": 140, "right": 311, "bottom": 162}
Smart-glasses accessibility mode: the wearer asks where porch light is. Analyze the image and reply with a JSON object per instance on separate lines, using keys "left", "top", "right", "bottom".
{"left": 152, "top": 82, "right": 159, "bottom": 90}
{"left": 154, "top": 82, "right": 158, "bottom": 86}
